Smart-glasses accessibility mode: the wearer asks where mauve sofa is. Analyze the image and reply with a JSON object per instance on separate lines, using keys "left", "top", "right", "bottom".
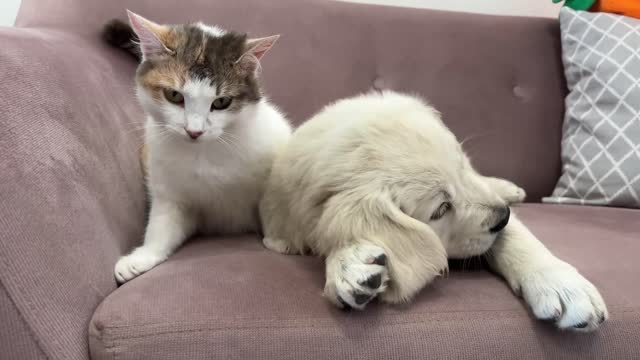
{"left": 1, "top": 0, "right": 639, "bottom": 359}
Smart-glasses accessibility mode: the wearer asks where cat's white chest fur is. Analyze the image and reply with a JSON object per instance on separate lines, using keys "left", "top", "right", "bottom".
{"left": 146, "top": 100, "right": 290, "bottom": 234}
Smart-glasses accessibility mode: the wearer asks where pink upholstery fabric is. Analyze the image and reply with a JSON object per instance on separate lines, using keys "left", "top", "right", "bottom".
{"left": 1, "top": 284, "right": 47, "bottom": 360}
{"left": 1, "top": 0, "right": 635, "bottom": 359}
{"left": 89, "top": 204, "right": 640, "bottom": 360}
{"left": 0, "top": 28, "right": 146, "bottom": 359}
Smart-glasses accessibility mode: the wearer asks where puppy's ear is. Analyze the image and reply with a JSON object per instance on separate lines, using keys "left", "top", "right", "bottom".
{"left": 316, "top": 190, "right": 448, "bottom": 303}
{"left": 371, "top": 193, "right": 448, "bottom": 303}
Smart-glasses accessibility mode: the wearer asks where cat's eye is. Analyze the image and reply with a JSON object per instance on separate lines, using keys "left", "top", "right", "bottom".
{"left": 430, "top": 202, "right": 451, "bottom": 221}
{"left": 211, "top": 97, "right": 232, "bottom": 111}
{"left": 163, "top": 89, "right": 184, "bottom": 105}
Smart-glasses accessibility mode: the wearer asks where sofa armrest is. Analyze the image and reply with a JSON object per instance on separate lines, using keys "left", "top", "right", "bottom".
{"left": 0, "top": 27, "right": 146, "bottom": 360}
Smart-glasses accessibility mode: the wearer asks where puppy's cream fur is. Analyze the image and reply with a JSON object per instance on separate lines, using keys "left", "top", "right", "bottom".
{"left": 260, "top": 91, "right": 608, "bottom": 331}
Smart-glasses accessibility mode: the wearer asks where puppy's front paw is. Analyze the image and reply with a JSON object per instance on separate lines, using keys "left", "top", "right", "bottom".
{"left": 114, "top": 247, "right": 166, "bottom": 284}
{"left": 484, "top": 177, "right": 526, "bottom": 204}
{"left": 518, "top": 264, "right": 608, "bottom": 332}
{"left": 505, "top": 186, "right": 526, "bottom": 204}
{"left": 263, "top": 237, "right": 297, "bottom": 254}
{"left": 324, "top": 244, "right": 390, "bottom": 310}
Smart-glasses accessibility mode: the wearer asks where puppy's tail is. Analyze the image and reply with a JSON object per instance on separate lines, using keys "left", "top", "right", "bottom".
{"left": 102, "top": 19, "right": 141, "bottom": 61}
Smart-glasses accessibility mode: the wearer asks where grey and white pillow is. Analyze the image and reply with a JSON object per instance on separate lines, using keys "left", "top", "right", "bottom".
{"left": 544, "top": 8, "right": 640, "bottom": 208}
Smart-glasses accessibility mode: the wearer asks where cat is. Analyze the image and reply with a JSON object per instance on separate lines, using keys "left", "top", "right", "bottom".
{"left": 103, "top": 11, "right": 291, "bottom": 283}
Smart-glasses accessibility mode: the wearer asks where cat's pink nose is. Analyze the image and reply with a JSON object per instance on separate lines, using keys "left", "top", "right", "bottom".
{"left": 185, "top": 129, "right": 203, "bottom": 140}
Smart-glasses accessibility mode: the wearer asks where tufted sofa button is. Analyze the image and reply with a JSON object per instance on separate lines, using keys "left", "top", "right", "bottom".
{"left": 513, "top": 85, "right": 526, "bottom": 99}
{"left": 373, "top": 77, "right": 386, "bottom": 90}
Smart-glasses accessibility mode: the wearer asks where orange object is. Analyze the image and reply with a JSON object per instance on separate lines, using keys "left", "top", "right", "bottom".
{"left": 591, "top": 0, "right": 640, "bottom": 19}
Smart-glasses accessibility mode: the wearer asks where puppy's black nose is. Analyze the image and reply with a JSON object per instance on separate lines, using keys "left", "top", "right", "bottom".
{"left": 490, "top": 206, "right": 510, "bottom": 233}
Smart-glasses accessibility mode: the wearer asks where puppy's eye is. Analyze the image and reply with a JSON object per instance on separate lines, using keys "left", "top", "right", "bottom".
{"left": 430, "top": 202, "right": 451, "bottom": 221}
{"left": 163, "top": 89, "right": 184, "bottom": 105}
{"left": 211, "top": 97, "right": 232, "bottom": 111}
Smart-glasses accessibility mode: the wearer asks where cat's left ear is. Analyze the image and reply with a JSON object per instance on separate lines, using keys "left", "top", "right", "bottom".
{"left": 237, "top": 35, "right": 280, "bottom": 73}
{"left": 126, "top": 10, "right": 175, "bottom": 60}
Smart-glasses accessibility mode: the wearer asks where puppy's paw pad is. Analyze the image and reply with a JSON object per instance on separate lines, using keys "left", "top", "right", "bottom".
{"left": 114, "top": 249, "right": 165, "bottom": 284}
{"left": 367, "top": 253, "right": 387, "bottom": 266}
{"left": 325, "top": 244, "right": 390, "bottom": 310}
{"left": 360, "top": 273, "right": 382, "bottom": 289}
{"left": 520, "top": 265, "right": 608, "bottom": 332}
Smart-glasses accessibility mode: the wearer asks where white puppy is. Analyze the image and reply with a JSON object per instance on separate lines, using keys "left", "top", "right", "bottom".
{"left": 260, "top": 91, "right": 608, "bottom": 332}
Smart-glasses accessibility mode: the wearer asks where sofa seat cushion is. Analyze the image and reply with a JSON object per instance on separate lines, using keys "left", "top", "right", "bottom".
{"left": 89, "top": 204, "right": 640, "bottom": 360}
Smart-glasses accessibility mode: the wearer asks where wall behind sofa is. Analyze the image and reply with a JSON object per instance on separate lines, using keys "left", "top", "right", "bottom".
{"left": 0, "top": 0, "right": 561, "bottom": 26}
{"left": 338, "top": 0, "right": 561, "bottom": 17}
{"left": 0, "top": 0, "right": 22, "bottom": 26}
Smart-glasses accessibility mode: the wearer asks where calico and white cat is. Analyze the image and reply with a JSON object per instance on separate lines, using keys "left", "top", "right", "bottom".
{"left": 104, "top": 11, "right": 291, "bottom": 283}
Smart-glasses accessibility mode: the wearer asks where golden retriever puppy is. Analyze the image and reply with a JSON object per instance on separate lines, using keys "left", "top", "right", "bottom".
{"left": 260, "top": 91, "right": 608, "bottom": 331}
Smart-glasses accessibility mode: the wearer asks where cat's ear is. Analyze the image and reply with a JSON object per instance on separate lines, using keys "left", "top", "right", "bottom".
{"left": 126, "top": 10, "right": 174, "bottom": 60}
{"left": 237, "top": 35, "right": 280, "bottom": 73}
{"left": 246, "top": 35, "right": 280, "bottom": 60}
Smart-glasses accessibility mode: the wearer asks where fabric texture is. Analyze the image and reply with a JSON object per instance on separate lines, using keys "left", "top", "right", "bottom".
{"left": 1, "top": 0, "right": 636, "bottom": 359}
{"left": 0, "top": 28, "right": 146, "bottom": 359}
{"left": 89, "top": 204, "right": 640, "bottom": 360}
{"left": 0, "top": 284, "right": 47, "bottom": 360}
{"left": 544, "top": 8, "right": 640, "bottom": 207}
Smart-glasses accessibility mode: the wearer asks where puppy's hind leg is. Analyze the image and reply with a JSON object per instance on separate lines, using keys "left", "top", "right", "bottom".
{"left": 259, "top": 175, "right": 302, "bottom": 255}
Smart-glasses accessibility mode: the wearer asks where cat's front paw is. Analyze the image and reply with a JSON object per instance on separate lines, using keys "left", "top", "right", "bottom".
{"left": 518, "top": 263, "right": 608, "bottom": 332}
{"left": 114, "top": 247, "right": 166, "bottom": 284}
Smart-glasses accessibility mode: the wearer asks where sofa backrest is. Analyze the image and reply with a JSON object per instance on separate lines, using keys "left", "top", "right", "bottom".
{"left": 17, "top": 0, "right": 568, "bottom": 201}
{"left": 2, "top": 1, "right": 566, "bottom": 359}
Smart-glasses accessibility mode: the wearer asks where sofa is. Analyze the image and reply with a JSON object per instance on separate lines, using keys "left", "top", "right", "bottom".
{"left": 1, "top": 0, "right": 638, "bottom": 359}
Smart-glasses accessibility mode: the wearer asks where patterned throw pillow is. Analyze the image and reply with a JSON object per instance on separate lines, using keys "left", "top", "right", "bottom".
{"left": 543, "top": 8, "right": 640, "bottom": 208}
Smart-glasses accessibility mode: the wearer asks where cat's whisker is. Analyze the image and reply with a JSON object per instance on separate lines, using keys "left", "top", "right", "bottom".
{"left": 123, "top": 127, "right": 147, "bottom": 135}
{"left": 221, "top": 132, "right": 241, "bottom": 141}
{"left": 221, "top": 137, "right": 243, "bottom": 151}
{"left": 126, "top": 127, "right": 161, "bottom": 136}
{"left": 220, "top": 132, "right": 239, "bottom": 143}
{"left": 122, "top": 123, "right": 163, "bottom": 134}
{"left": 216, "top": 137, "right": 234, "bottom": 153}
{"left": 219, "top": 135, "right": 241, "bottom": 153}
{"left": 142, "top": 129, "right": 173, "bottom": 148}
{"left": 220, "top": 133, "right": 243, "bottom": 153}
{"left": 131, "top": 124, "right": 174, "bottom": 139}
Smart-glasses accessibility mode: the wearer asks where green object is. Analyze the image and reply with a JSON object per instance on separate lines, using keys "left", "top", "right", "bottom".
{"left": 552, "top": 0, "right": 597, "bottom": 10}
